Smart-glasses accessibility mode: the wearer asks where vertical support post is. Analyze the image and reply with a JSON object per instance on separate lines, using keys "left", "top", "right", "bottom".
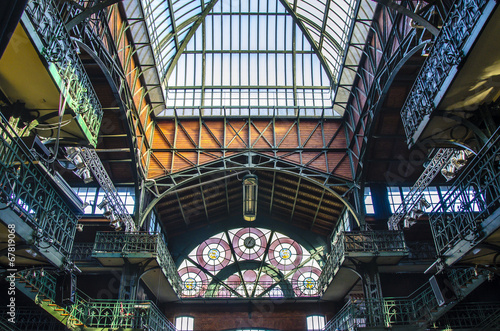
{"left": 119, "top": 261, "right": 141, "bottom": 301}
{"left": 359, "top": 262, "right": 384, "bottom": 327}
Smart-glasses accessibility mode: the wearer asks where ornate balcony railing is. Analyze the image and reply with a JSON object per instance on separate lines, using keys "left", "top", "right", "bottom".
{"left": 324, "top": 267, "right": 485, "bottom": 329}
{"left": 15, "top": 270, "right": 176, "bottom": 330}
{"left": 318, "top": 231, "right": 407, "bottom": 293}
{"left": 0, "top": 114, "right": 79, "bottom": 262}
{"left": 71, "top": 242, "right": 95, "bottom": 261}
{"left": 405, "top": 241, "right": 437, "bottom": 261}
{"left": 429, "top": 128, "right": 500, "bottom": 259}
{"left": 433, "top": 302, "right": 500, "bottom": 329}
{"left": 0, "top": 307, "right": 63, "bottom": 331}
{"left": 93, "top": 232, "right": 182, "bottom": 293}
{"left": 323, "top": 299, "right": 375, "bottom": 330}
{"left": 400, "top": 0, "right": 491, "bottom": 146}
{"left": 83, "top": 300, "right": 176, "bottom": 330}
{"left": 22, "top": 0, "right": 103, "bottom": 146}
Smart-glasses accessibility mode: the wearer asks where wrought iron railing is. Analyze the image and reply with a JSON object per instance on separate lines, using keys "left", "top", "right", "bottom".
{"left": 15, "top": 270, "right": 176, "bottom": 330}
{"left": 400, "top": 0, "right": 490, "bottom": 145}
{"left": 0, "top": 114, "right": 79, "bottom": 260}
{"left": 93, "top": 232, "right": 182, "bottom": 293}
{"left": 429, "top": 128, "right": 500, "bottom": 258}
{"left": 323, "top": 299, "right": 373, "bottom": 330}
{"left": 318, "top": 231, "right": 408, "bottom": 293}
{"left": 324, "top": 267, "right": 484, "bottom": 329}
{"left": 83, "top": 300, "right": 176, "bottom": 330}
{"left": 71, "top": 242, "right": 95, "bottom": 261}
{"left": 433, "top": 302, "right": 500, "bottom": 329}
{"left": 405, "top": 241, "right": 437, "bottom": 261}
{"left": 0, "top": 307, "right": 64, "bottom": 330}
{"left": 22, "top": 0, "right": 103, "bottom": 146}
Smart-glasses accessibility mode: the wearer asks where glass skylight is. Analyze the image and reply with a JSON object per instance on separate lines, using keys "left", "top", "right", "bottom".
{"left": 140, "top": 0, "right": 359, "bottom": 118}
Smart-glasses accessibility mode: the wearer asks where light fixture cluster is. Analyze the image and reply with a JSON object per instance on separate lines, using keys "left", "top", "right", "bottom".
{"left": 66, "top": 147, "right": 93, "bottom": 184}
{"left": 441, "top": 150, "right": 472, "bottom": 181}
{"left": 97, "top": 198, "right": 122, "bottom": 231}
{"left": 403, "top": 197, "right": 431, "bottom": 228}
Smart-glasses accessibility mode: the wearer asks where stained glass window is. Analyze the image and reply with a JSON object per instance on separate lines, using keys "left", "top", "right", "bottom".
{"left": 177, "top": 227, "right": 322, "bottom": 298}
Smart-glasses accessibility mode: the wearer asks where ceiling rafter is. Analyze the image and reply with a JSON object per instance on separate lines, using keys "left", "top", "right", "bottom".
{"left": 278, "top": 0, "right": 336, "bottom": 86}
{"left": 163, "top": 0, "right": 219, "bottom": 85}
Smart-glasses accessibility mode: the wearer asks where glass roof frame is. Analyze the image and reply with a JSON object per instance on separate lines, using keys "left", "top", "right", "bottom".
{"left": 140, "top": 0, "right": 360, "bottom": 117}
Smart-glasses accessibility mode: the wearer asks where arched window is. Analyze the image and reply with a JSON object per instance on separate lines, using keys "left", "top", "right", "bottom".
{"left": 175, "top": 316, "right": 194, "bottom": 331}
{"left": 306, "top": 315, "right": 325, "bottom": 331}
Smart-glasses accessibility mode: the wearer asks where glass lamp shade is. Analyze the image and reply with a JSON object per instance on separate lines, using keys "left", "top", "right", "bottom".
{"left": 242, "top": 174, "right": 258, "bottom": 221}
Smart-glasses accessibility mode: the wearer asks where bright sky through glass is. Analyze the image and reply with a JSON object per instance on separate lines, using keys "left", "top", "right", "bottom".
{"left": 141, "top": 0, "right": 358, "bottom": 117}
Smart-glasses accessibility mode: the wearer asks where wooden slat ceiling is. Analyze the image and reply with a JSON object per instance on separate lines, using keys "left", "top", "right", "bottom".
{"left": 155, "top": 169, "right": 347, "bottom": 238}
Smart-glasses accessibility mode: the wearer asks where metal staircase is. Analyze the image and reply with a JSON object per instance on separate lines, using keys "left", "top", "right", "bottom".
{"left": 13, "top": 269, "right": 177, "bottom": 330}
{"left": 14, "top": 270, "right": 86, "bottom": 329}
{"left": 323, "top": 268, "right": 487, "bottom": 330}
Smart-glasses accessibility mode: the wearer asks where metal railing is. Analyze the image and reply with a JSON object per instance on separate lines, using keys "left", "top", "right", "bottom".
{"left": 0, "top": 307, "right": 64, "bottom": 331}
{"left": 405, "top": 241, "right": 437, "bottom": 261}
{"left": 93, "top": 232, "right": 182, "bottom": 293}
{"left": 324, "top": 267, "right": 484, "bottom": 329}
{"left": 318, "top": 231, "right": 407, "bottom": 293}
{"left": 400, "top": 0, "right": 490, "bottom": 146}
{"left": 323, "top": 299, "right": 373, "bottom": 331}
{"left": 388, "top": 148, "right": 456, "bottom": 230}
{"left": 433, "top": 302, "right": 500, "bottom": 329}
{"left": 0, "top": 113, "right": 79, "bottom": 260}
{"left": 71, "top": 242, "right": 95, "bottom": 261}
{"left": 83, "top": 300, "right": 176, "bottom": 330}
{"left": 15, "top": 270, "right": 176, "bottom": 330}
{"left": 429, "top": 128, "right": 500, "bottom": 258}
{"left": 23, "top": 0, "right": 103, "bottom": 146}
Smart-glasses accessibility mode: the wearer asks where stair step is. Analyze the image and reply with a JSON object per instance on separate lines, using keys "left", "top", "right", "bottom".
{"left": 61, "top": 313, "right": 69, "bottom": 316}
{"left": 42, "top": 299, "right": 51, "bottom": 302}
{"left": 48, "top": 304, "right": 58, "bottom": 307}
{"left": 54, "top": 308, "right": 65, "bottom": 311}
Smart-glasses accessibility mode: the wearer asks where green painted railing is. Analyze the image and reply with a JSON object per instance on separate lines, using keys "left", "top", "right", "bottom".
{"left": 0, "top": 113, "right": 79, "bottom": 262}
{"left": 401, "top": 0, "right": 492, "bottom": 146}
{"left": 83, "top": 300, "right": 176, "bottom": 330}
{"left": 93, "top": 232, "right": 183, "bottom": 294}
{"left": 318, "top": 231, "right": 408, "bottom": 293}
{"left": 15, "top": 270, "right": 176, "bottom": 330}
{"left": 0, "top": 307, "right": 63, "bottom": 330}
{"left": 324, "top": 268, "right": 484, "bottom": 330}
{"left": 22, "top": 0, "right": 103, "bottom": 146}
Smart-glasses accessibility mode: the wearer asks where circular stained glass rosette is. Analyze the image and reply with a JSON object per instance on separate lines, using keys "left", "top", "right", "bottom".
{"left": 292, "top": 267, "right": 321, "bottom": 297}
{"left": 232, "top": 228, "right": 267, "bottom": 260}
{"left": 178, "top": 266, "right": 208, "bottom": 297}
{"left": 268, "top": 238, "right": 303, "bottom": 271}
{"left": 196, "top": 238, "right": 231, "bottom": 272}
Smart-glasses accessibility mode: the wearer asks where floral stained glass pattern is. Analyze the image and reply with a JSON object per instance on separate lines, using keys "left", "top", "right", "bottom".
{"left": 177, "top": 227, "right": 322, "bottom": 298}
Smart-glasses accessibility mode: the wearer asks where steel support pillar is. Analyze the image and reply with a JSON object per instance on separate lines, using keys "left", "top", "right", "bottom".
{"left": 359, "top": 262, "right": 384, "bottom": 327}
{"left": 118, "top": 262, "right": 141, "bottom": 301}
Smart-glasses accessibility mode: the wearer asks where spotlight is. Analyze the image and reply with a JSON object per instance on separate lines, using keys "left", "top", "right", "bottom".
{"left": 97, "top": 198, "right": 109, "bottom": 210}
{"left": 403, "top": 215, "right": 416, "bottom": 228}
{"left": 72, "top": 154, "right": 85, "bottom": 169}
{"left": 113, "top": 221, "right": 122, "bottom": 231}
{"left": 76, "top": 224, "right": 84, "bottom": 232}
{"left": 81, "top": 168, "right": 93, "bottom": 184}
{"left": 103, "top": 204, "right": 113, "bottom": 218}
{"left": 108, "top": 212, "right": 117, "bottom": 223}
{"left": 441, "top": 167, "right": 455, "bottom": 181}
{"left": 419, "top": 197, "right": 431, "bottom": 209}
